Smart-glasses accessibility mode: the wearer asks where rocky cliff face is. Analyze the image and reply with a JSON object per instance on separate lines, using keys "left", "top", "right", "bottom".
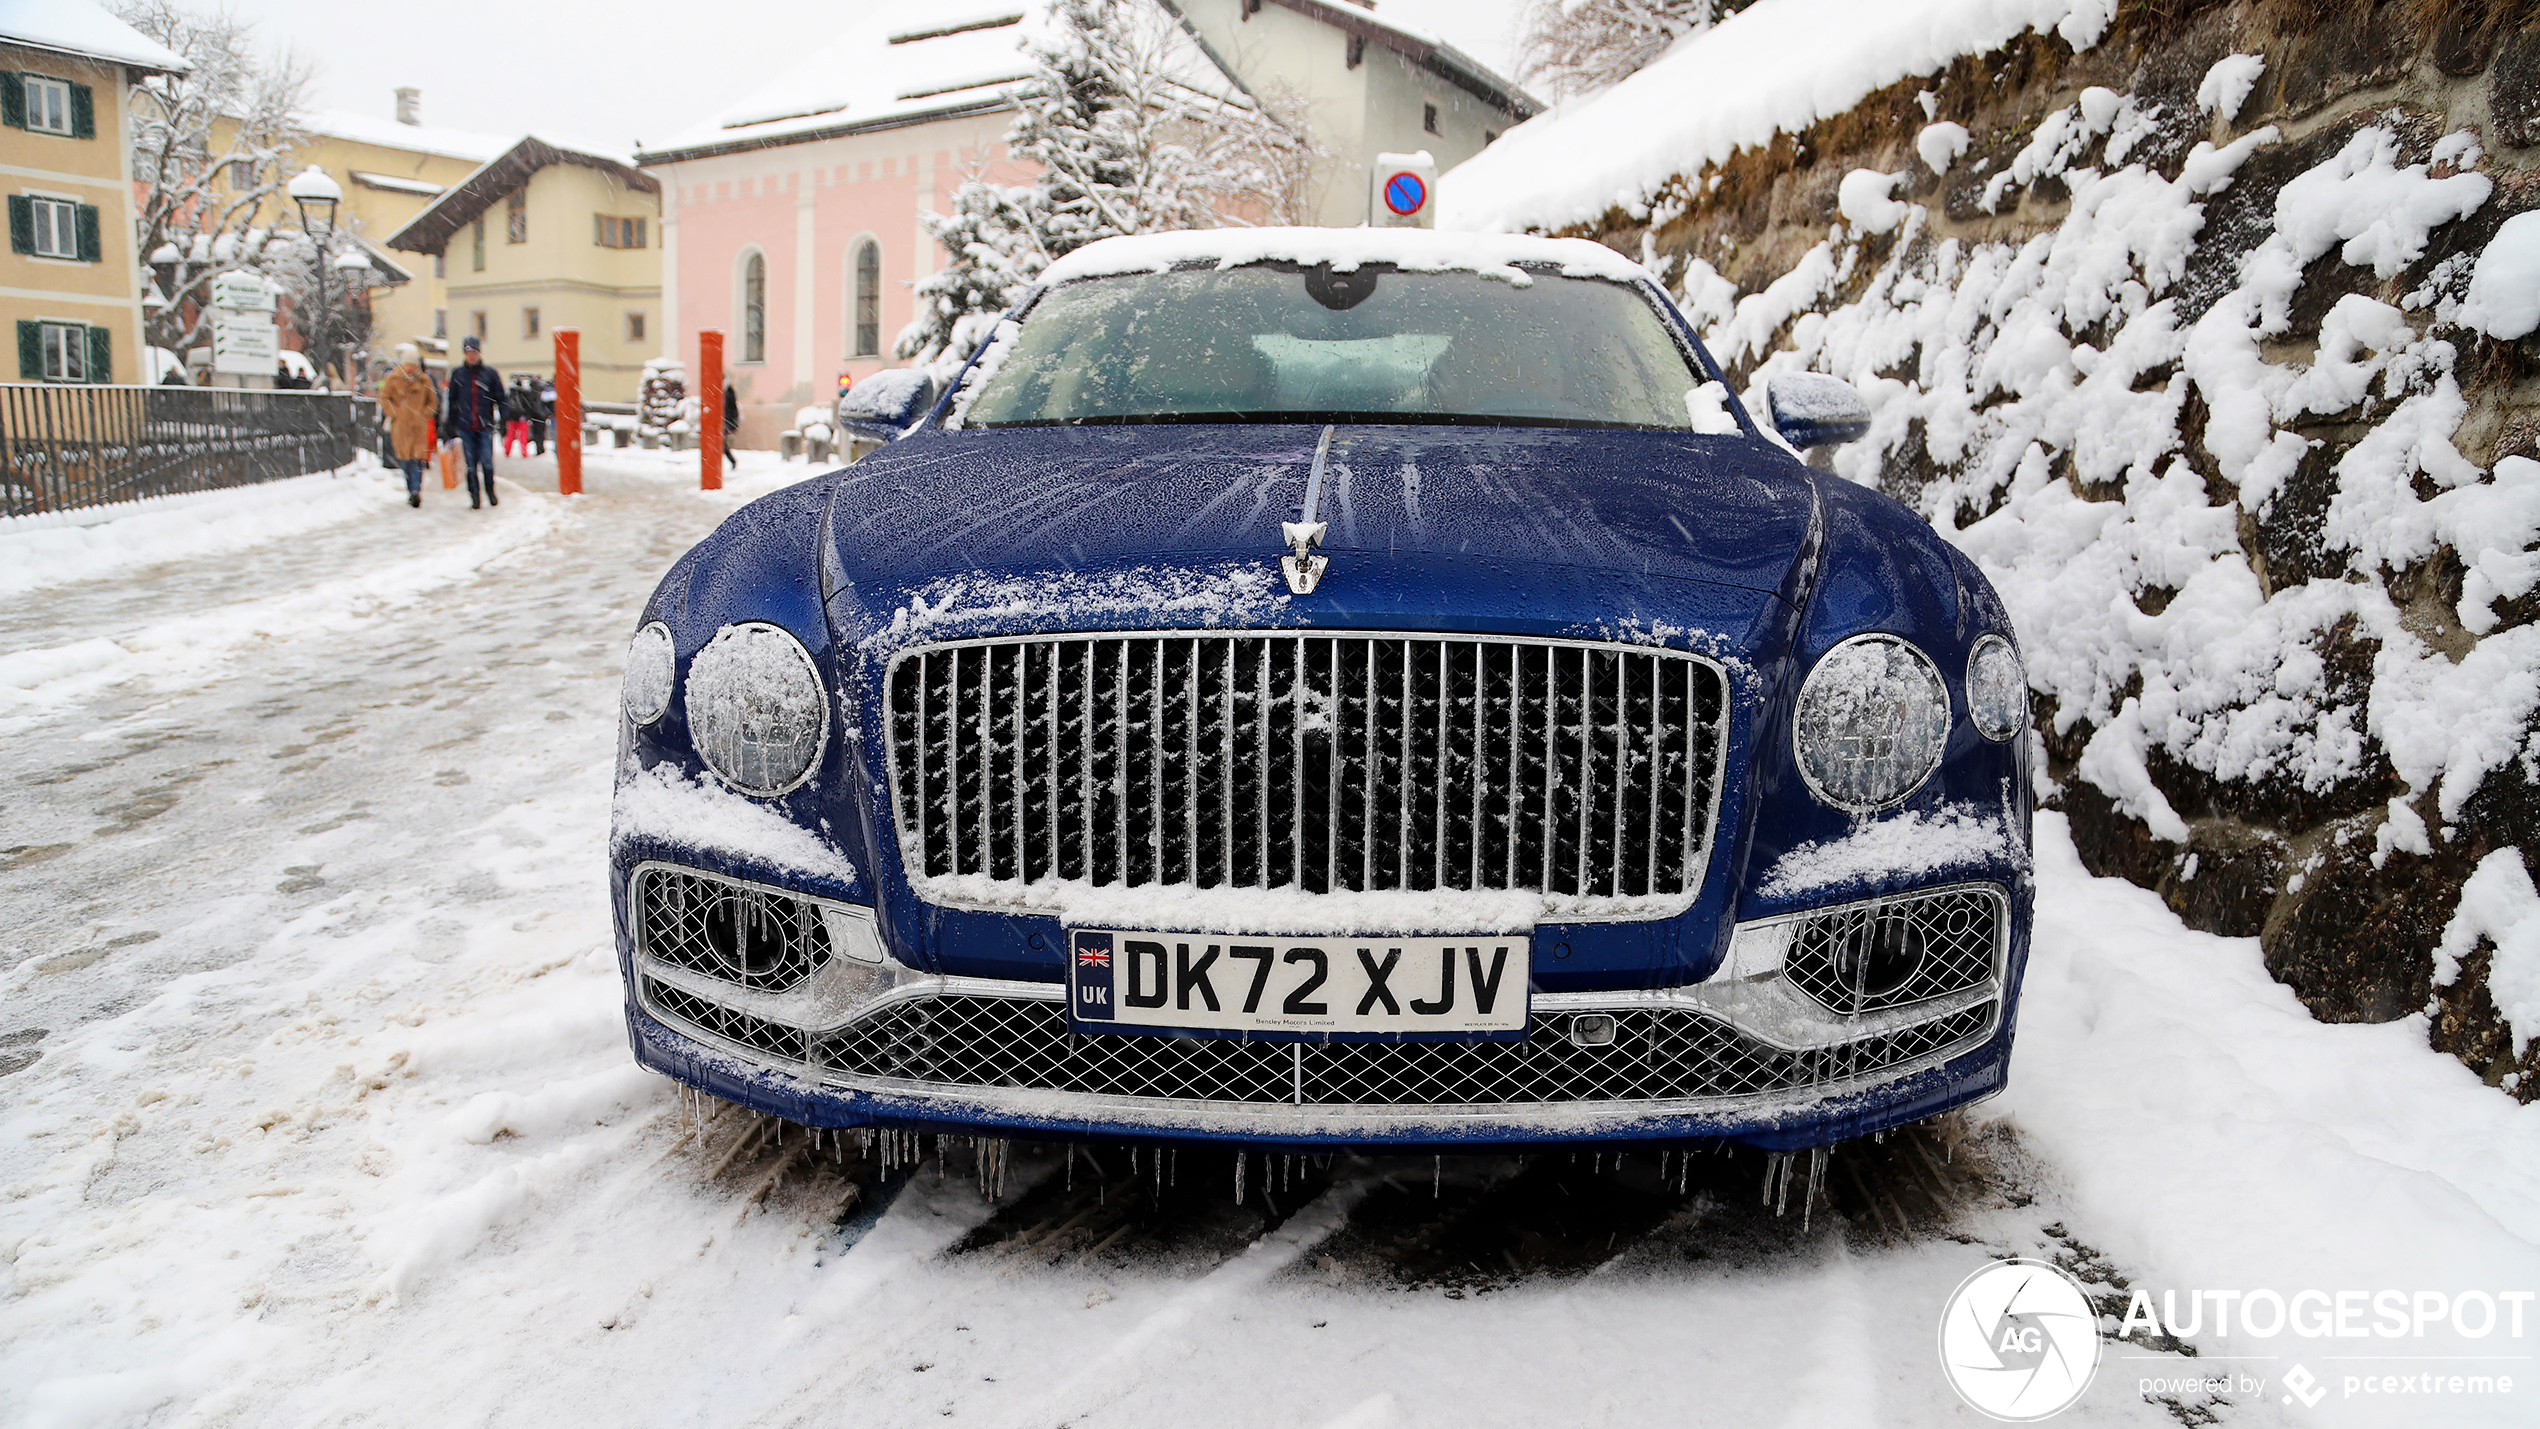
{"left": 1566, "top": 0, "right": 2540, "bottom": 1092}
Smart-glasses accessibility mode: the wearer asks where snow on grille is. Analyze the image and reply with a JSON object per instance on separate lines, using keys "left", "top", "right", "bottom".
{"left": 639, "top": 976, "right": 1994, "bottom": 1107}
{"left": 886, "top": 634, "right": 1728, "bottom": 906}
{"left": 1779, "top": 885, "right": 2006, "bottom": 1017}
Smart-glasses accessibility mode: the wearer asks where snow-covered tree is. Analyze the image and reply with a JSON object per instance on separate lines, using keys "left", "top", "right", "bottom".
{"left": 116, "top": 0, "right": 311, "bottom": 355}
{"left": 894, "top": 0, "right": 1315, "bottom": 365}
{"left": 895, "top": 172, "right": 1042, "bottom": 366}
{"left": 1517, "top": 0, "right": 1754, "bottom": 102}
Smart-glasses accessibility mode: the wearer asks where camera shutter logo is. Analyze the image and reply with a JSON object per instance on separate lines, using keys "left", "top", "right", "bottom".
{"left": 1938, "top": 1258, "right": 2102, "bottom": 1420}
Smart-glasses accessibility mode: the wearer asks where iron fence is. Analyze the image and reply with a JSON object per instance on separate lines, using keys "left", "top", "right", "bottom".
{"left": 0, "top": 384, "right": 362, "bottom": 519}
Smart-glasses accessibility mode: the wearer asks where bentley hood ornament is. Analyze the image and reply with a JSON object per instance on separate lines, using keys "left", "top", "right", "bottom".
{"left": 1280, "top": 426, "right": 1335, "bottom": 595}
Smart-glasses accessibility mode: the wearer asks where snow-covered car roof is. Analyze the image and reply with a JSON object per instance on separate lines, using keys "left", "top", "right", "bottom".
{"left": 1035, "top": 228, "right": 1656, "bottom": 288}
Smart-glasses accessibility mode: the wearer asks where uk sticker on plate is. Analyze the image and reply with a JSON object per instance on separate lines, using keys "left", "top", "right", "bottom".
{"left": 1067, "top": 929, "right": 1529, "bottom": 1038}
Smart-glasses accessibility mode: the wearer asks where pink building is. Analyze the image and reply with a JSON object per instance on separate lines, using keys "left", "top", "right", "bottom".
{"left": 637, "top": 0, "right": 1534, "bottom": 445}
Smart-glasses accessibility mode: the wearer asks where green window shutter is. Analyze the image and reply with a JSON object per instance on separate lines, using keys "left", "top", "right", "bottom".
{"left": 85, "top": 324, "right": 110, "bottom": 384}
{"left": 69, "top": 83, "right": 93, "bottom": 140}
{"left": 6, "top": 195, "right": 29, "bottom": 255}
{"left": 16, "top": 321, "right": 38, "bottom": 380}
{"left": 74, "top": 203, "right": 101, "bottom": 261}
{"left": 0, "top": 75, "right": 22, "bottom": 130}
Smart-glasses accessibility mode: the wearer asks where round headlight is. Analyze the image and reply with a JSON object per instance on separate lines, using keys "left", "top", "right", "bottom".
{"left": 622, "top": 621, "right": 675, "bottom": 725}
{"left": 684, "top": 622, "right": 828, "bottom": 797}
{"left": 1794, "top": 634, "right": 1950, "bottom": 813}
{"left": 1966, "top": 633, "right": 2026, "bottom": 743}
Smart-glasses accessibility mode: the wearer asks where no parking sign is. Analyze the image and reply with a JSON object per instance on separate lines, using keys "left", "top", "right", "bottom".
{"left": 1370, "top": 149, "right": 1436, "bottom": 229}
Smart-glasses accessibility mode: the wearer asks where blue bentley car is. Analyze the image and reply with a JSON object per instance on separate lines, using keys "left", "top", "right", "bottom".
{"left": 610, "top": 229, "right": 2033, "bottom": 1154}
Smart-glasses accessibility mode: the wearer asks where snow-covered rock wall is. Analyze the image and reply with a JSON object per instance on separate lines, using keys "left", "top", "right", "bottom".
{"left": 1462, "top": 0, "right": 2540, "bottom": 1095}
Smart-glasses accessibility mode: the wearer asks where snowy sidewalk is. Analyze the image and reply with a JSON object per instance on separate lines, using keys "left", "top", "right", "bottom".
{"left": 0, "top": 458, "right": 2532, "bottom": 1427}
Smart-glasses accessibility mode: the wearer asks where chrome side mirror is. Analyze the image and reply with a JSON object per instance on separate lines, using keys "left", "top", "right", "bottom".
{"left": 1766, "top": 372, "right": 1872, "bottom": 449}
{"left": 834, "top": 369, "right": 939, "bottom": 442}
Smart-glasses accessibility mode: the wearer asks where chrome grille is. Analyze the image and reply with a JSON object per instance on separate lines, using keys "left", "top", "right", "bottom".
{"left": 638, "top": 976, "right": 1992, "bottom": 1107}
{"left": 886, "top": 634, "right": 1727, "bottom": 903}
{"left": 1781, "top": 885, "right": 2004, "bottom": 1016}
{"left": 634, "top": 866, "right": 834, "bottom": 996}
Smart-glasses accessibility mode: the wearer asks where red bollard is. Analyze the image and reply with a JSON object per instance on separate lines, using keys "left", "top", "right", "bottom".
{"left": 699, "top": 330, "right": 724, "bottom": 492}
{"left": 554, "top": 329, "right": 582, "bottom": 496}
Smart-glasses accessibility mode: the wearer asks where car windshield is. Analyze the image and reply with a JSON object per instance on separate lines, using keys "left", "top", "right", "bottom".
{"left": 956, "top": 263, "right": 1713, "bottom": 430}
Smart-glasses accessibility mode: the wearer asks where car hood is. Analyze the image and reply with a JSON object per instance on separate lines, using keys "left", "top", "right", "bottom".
{"left": 819, "top": 423, "right": 1820, "bottom": 652}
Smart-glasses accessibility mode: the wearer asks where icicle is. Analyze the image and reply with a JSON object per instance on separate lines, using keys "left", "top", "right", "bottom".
{"left": 1433, "top": 1156, "right": 1441, "bottom": 1199}
{"left": 1067, "top": 1144, "right": 1076, "bottom": 1191}
{"left": 1168, "top": 1148, "right": 1177, "bottom": 1188}
{"left": 1235, "top": 1152, "right": 1246, "bottom": 1206}
{"left": 1802, "top": 1148, "right": 1827, "bottom": 1234}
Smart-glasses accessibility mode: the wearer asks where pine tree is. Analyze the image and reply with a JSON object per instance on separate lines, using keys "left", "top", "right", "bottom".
{"left": 894, "top": 0, "right": 1314, "bottom": 366}
{"left": 1517, "top": 0, "right": 1755, "bottom": 102}
{"left": 894, "top": 176, "right": 1041, "bottom": 366}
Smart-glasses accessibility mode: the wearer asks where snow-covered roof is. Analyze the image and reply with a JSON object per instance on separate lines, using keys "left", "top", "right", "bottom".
{"left": 1438, "top": 0, "right": 2084, "bottom": 233}
{"left": 350, "top": 171, "right": 446, "bottom": 198}
{"left": 303, "top": 108, "right": 511, "bottom": 164}
{"left": 640, "top": 1, "right": 1050, "bottom": 163}
{"left": 385, "top": 136, "right": 658, "bottom": 255}
{"left": 1038, "top": 227, "right": 1652, "bottom": 286}
{"left": 0, "top": 0, "right": 188, "bottom": 74}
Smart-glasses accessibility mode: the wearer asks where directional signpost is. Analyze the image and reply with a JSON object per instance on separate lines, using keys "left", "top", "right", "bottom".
{"left": 210, "top": 273, "right": 280, "bottom": 382}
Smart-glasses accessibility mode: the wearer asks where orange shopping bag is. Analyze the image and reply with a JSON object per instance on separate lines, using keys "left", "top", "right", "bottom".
{"left": 439, "top": 443, "right": 457, "bottom": 489}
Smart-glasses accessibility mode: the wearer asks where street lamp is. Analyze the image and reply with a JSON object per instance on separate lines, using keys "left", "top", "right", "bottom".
{"left": 288, "top": 166, "right": 343, "bottom": 390}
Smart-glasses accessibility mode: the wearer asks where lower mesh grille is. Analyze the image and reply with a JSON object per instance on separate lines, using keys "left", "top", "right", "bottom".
{"left": 635, "top": 865, "right": 833, "bottom": 995}
{"left": 1780, "top": 885, "right": 2003, "bottom": 1016}
{"left": 638, "top": 975, "right": 1993, "bottom": 1107}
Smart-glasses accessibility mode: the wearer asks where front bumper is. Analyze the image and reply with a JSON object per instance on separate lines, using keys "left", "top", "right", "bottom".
{"left": 615, "top": 863, "right": 2023, "bottom": 1152}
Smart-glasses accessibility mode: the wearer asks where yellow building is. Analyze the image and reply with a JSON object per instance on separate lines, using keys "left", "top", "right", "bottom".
{"left": 241, "top": 95, "right": 509, "bottom": 379}
{"left": 0, "top": 1, "right": 186, "bottom": 385}
{"left": 387, "top": 137, "right": 662, "bottom": 402}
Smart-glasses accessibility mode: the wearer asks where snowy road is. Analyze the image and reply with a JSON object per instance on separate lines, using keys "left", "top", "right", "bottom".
{"left": 3, "top": 455, "right": 2536, "bottom": 1427}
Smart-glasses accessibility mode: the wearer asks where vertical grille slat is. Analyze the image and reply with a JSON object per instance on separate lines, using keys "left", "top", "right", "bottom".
{"left": 889, "top": 634, "right": 1725, "bottom": 909}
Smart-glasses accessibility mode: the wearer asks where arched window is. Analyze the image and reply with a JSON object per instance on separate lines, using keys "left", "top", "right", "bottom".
{"left": 852, "top": 240, "right": 882, "bottom": 358}
{"left": 741, "top": 250, "right": 767, "bottom": 363}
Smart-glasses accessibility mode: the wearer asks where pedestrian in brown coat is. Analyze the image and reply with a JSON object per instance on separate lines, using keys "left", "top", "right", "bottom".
{"left": 378, "top": 343, "right": 439, "bottom": 508}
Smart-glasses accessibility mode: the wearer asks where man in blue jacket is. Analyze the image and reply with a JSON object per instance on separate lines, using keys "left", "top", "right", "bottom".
{"left": 442, "top": 335, "right": 508, "bottom": 508}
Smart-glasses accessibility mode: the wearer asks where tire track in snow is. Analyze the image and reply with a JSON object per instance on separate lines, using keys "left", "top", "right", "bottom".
{"left": 1007, "top": 1172, "right": 1374, "bottom": 1429}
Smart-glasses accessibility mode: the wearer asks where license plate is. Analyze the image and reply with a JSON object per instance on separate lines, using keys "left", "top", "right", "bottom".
{"left": 1067, "top": 929, "right": 1529, "bottom": 1037}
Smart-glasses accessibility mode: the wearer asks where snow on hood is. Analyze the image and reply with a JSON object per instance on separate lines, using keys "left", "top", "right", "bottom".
{"left": 1037, "top": 228, "right": 1655, "bottom": 287}
{"left": 824, "top": 424, "right": 1817, "bottom": 598}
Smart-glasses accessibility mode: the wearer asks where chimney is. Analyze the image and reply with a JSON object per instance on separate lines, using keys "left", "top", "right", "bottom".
{"left": 395, "top": 87, "right": 421, "bottom": 126}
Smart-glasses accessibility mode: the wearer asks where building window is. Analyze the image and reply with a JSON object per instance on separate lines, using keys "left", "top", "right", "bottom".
{"left": 471, "top": 218, "right": 485, "bottom": 271}
{"left": 506, "top": 189, "right": 527, "bottom": 244}
{"left": 523, "top": 306, "right": 540, "bottom": 338}
{"left": 741, "top": 250, "right": 766, "bottom": 363}
{"left": 15, "top": 196, "right": 89, "bottom": 259}
{"left": 17, "top": 76, "right": 79, "bottom": 136}
{"left": 1423, "top": 103, "right": 1439, "bottom": 135}
{"left": 434, "top": 252, "right": 445, "bottom": 279}
{"left": 17, "top": 320, "right": 105, "bottom": 383}
{"left": 227, "top": 159, "right": 258, "bottom": 190}
{"left": 626, "top": 311, "right": 646, "bottom": 342}
{"left": 434, "top": 310, "right": 446, "bottom": 339}
{"left": 595, "top": 215, "right": 647, "bottom": 249}
{"left": 852, "top": 239, "right": 881, "bottom": 357}
{"left": 472, "top": 310, "right": 487, "bottom": 340}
